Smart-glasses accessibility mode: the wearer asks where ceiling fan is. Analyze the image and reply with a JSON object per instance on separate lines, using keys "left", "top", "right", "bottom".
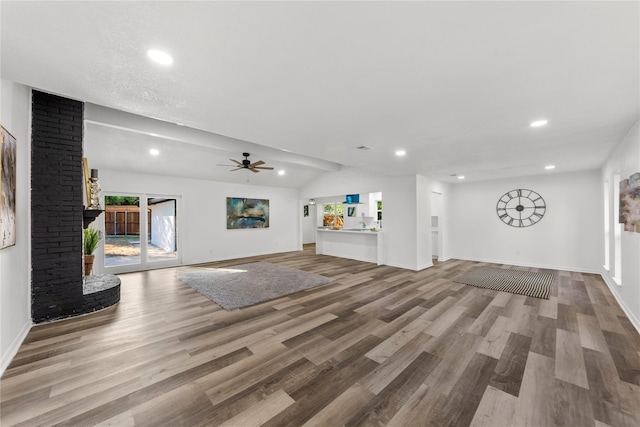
{"left": 218, "top": 152, "right": 274, "bottom": 173}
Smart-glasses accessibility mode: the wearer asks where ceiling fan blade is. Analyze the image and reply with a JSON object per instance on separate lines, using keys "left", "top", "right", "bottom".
{"left": 253, "top": 166, "right": 274, "bottom": 170}
{"left": 229, "top": 167, "right": 244, "bottom": 171}
{"left": 216, "top": 164, "right": 237, "bottom": 167}
{"left": 230, "top": 159, "right": 243, "bottom": 166}
{"left": 248, "top": 167, "right": 260, "bottom": 173}
{"left": 249, "top": 160, "right": 265, "bottom": 167}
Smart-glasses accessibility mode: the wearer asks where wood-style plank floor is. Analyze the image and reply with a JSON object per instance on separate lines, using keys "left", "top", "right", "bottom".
{"left": 2, "top": 245, "right": 640, "bottom": 426}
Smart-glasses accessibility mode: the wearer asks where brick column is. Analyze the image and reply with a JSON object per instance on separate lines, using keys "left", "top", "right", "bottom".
{"left": 31, "top": 90, "right": 85, "bottom": 323}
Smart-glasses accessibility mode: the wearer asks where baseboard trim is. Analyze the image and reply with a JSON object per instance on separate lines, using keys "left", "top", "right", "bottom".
{"left": 384, "top": 261, "right": 434, "bottom": 271}
{"left": 600, "top": 269, "right": 640, "bottom": 335}
{"left": 1, "top": 319, "right": 31, "bottom": 377}
{"left": 186, "top": 247, "right": 301, "bottom": 267}
{"left": 417, "top": 261, "right": 434, "bottom": 271}
{"left": 453, "top": 256, "right": 600, "bottom": 274}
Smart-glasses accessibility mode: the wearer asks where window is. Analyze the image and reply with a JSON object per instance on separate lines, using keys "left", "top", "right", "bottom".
{"left": 323, "top": 203, "right": 344, "bottom": 228}
{"left": 613, "top": 174, "right": 622, "bottom": 285}
{"left": 603, "top": 180, "right": 610, "bottom": 271}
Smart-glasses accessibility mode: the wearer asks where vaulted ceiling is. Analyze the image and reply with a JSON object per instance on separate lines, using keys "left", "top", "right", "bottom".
{"left": 2, "top": 1, "right": 638, "bottom": 187}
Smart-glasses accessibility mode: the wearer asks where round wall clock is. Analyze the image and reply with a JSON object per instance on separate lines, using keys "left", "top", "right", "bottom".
{"left": 496, "top": 189, "right": 546, "bottom": 227}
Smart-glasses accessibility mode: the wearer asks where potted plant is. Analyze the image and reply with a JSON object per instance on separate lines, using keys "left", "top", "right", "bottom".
{"left": 83, "top": 226, "right": 101, "bottom": 276}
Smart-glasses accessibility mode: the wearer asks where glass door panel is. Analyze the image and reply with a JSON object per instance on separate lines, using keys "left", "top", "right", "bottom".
{"left": 104, "top": 196, "right": 141, "bottom": 267}
{"left": 146, "top": 197, "right": 178, "bottom": 263}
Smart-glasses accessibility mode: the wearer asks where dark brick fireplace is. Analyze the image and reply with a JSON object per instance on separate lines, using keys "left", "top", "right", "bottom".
{"left": 31, "top": 90, "right": 119, "bottom": 323}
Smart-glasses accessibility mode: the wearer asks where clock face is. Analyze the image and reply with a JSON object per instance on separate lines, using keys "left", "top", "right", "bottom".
{"left": 496, "top": 189, "right": 546, "bottom": 227}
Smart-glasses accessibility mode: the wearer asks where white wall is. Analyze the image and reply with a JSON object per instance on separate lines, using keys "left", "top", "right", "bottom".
{"left": 301, "top": 203, "right": 317, "bottom": 244}
{"left": 301, "top": 168, "right": 450, "bottom": 270}
{"left": 150, "top": 200, "right": 176, "bottom": 252}
{"left": 93, "top": 170, "right": 301, "bottom": 269}
{"left": 601, "top": 120, "right": 640, "bottom": 330}
{"left": 415, "top": 175, "right": 433, "bottom": 270}
{"left": 0, "top": 80, "right": 32, "bottom": 375}
{"left": 431, "top": 191, "right": 443, "bottom": 259}
{"left": 449, "top": 169, "right": 602, "bottom": 273}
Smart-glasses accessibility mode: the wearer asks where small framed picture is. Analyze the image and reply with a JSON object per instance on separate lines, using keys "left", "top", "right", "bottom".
{"left": 303, "top": 205, "right": 309, "bottom": 217}
{"left": 347, "top": 206, "right": 356, "bottom": 217}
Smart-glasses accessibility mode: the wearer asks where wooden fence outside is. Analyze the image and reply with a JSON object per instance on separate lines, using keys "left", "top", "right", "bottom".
{"left": 104, "top": 206, "right": 151, "bottom": 236}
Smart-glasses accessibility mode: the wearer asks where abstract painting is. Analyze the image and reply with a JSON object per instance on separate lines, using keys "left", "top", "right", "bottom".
{"left": 303, "top": 205, "right": 309, "bottom": 217}
{"left": 619, "top": 173, "right": 640, "bottom": 233}
{"left": 1, "top": 126, "right": 17, "bottom": 249}
{"left": 227, "top": 197, "right": 269, "bottom": 229}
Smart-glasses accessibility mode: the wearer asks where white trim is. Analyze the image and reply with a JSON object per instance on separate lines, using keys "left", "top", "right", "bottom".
{"left": 185, "top": 247, "right": 301, "bottom": 267}
{"left": 0, "top": 320, "right": 31, "bottom": 376}
{"left": 452, "top": 256, "right": 601, "bottom": 274}
{"left": 601, "top": 269, "right": 640, "bottom": 334}
{"left": 385, "top": 262, "right": 424, "bottom": 271}
{"left": 417, "top": 261, "right": 434, "bottom": 271}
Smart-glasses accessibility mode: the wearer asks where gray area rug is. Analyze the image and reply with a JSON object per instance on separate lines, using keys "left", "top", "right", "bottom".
{"left": 453, "top": 266, "right": 554, "bottom": 299}
{"left": 176, "top": 261, "right": 334, "bottom": 310}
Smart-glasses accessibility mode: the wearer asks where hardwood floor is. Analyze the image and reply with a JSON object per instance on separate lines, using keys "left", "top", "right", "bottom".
{"left": 2, "top": 245, "right": 640, "bottom": 426}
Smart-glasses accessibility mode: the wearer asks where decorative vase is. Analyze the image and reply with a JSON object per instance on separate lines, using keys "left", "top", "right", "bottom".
{"left": 84, "top": 254, "right": 95, "bottom": 276}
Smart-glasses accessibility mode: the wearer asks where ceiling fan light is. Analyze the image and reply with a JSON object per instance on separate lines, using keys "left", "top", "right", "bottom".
{"left": 221, "top": 153, "right": 273, "bottom": 173}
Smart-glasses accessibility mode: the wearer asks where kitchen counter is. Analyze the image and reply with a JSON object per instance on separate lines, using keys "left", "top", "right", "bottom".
{"left": 317, "top": 228, "right": 378, "bottom": 233}
{"left": 316, "top": 228, "right": 382, "bottom": 264}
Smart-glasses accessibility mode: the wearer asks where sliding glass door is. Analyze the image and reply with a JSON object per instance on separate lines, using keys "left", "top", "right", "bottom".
{"left": 104, "top": 196, "right": 141, "bottom": 267}
{"left": 146, "top": 197, "right": 178, "bottom": 263}
{"left": 104, "top": 194, "right": 181, "bottom": 273}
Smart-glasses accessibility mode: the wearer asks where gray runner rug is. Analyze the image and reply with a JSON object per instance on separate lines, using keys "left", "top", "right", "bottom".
{"left": 177, "top": 261, "right": 334, "bottom": 310}
{"left": 453, "top": 266, "right": 554, "bottom": 299}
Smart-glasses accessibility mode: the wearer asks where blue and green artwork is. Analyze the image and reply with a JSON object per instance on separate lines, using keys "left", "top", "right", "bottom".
{"left": 227, "top": 197, "right": 269, "bottom": 229}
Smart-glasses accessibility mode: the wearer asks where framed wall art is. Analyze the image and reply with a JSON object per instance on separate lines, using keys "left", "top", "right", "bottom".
{"left": 1, "top": 125, "right": 17, "bottom": 249}
{"left": 227, "top": 197, "right": 269, "bottom": 229}
{"left": 619, "top": 173, "right": 640, "bottom": 233}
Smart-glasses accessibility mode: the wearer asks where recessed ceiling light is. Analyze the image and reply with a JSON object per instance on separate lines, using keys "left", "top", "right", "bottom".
{"left": 149, "top": 149, "right": 160, "bottom": 156}
{"left": 545, "top": 165, "right": 555, "bottom": 170}
{"left": 147, "top": 49, "right": 173, "bottom": 65}
{"left": 395, "top": 150, "right": 406, "bottom": 156}
{"left": 278, "top": 170, "right": 286, "bottom": 176}
{"left": 457, "top": 176, "right": 465, "bottom": 180}
{"left": 530, "top": 119, "right": 548, "bottom": 128}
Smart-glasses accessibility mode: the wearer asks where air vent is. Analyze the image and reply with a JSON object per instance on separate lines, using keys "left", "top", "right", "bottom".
{"left": 356, "top": 145, "right": 372, "bottom": 150}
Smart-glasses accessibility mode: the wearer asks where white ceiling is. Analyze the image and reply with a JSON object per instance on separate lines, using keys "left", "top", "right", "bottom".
{"left": 1, "top": 1, "right": 638, "bottom": 186}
